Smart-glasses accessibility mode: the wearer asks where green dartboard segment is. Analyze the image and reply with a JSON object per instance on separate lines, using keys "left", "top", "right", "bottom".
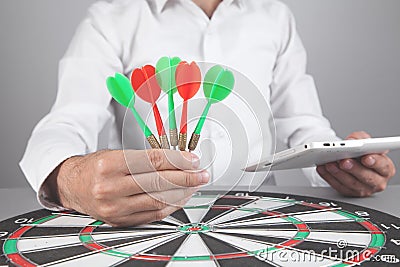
{"left": 156, "top": 56, "right": 182, "bottom": 131}
{"left": 194, "top": 65, "right": 234, "bottom": 134}
{"left": 106, "top": 73, "right": 152, "bottom": 137}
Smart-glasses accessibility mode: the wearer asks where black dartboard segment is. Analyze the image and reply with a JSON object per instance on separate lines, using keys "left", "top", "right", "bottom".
{"left": 1, "top": 191, "right": 399, "bottom": 266}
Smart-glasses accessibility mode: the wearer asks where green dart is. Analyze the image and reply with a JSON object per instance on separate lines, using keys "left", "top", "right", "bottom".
{"left": 188, "top": 65, "right": 235, "bottom": 151}
{"left": 106, "top": 73, "right": 161, "bottom": 149}
{"left": 156, "top": 56, "right": 182, "bottom": 149}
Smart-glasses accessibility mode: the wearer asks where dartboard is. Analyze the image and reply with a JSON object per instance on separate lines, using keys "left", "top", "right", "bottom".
{"left": 1, "top": 191, "right": 399, "bottom": 266}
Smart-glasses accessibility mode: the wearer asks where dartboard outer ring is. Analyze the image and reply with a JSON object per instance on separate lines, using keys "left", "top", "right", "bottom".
{"left": 0, "top": 191, "right": 399, "bottom": 267}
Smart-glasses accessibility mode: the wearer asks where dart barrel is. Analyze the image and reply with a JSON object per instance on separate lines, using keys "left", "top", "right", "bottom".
{"left": 160, "top": 135, "right": 170, "bottom": 149}
{"left": 170, "top": 128, "right": 179, "bottom": 147}
{"left": 188, "top": 133, "right": 200, "bottom": 151}
{"left": 147, "top": 135, "right": 161, "bottom": 149}
{"left": 178, "top": 133, "right": 187, "bottom": 151}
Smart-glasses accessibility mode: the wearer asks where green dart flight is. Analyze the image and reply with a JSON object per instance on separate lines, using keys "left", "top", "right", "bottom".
{"left": 156, "top": 56, "right": 182, "bottom": 149}
{"left": 106, "top": 73, "right": 161, "bottom": 149}
{"left": 188, "top": 65, "right": 234, "bottom": 151}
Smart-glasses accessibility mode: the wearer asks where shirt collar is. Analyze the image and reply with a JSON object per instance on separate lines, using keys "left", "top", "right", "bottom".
{"left": 153, "top": 0, "right": 243, "bottom": 13}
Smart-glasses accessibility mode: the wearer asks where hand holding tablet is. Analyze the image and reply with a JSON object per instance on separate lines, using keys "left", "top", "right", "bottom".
{"left": 245, "top": 135, "right": 400, "bottom": 172}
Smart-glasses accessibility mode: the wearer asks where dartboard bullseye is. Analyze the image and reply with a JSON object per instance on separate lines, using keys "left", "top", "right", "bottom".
{"left": 1, "top": 192, "right": 399, "bottom": 266}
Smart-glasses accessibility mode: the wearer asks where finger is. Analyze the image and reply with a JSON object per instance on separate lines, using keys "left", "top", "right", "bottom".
{"left": 346, "top": 131, "right": 371, "bottom": 140}
{"left": 316, "top": 165, "right": 359, "bottom": 197}
{"left": 105, "top": 196, "right": 191, "bottom": 227}
{"left": 124, "top": 149, "right": 200, "bottom": 174}
{"left": 97, "top": 187, "right": 198, "bottom": 218}
{"left": 339, "top": 158, "right": 388, "bottom": 192}
{"left": 361, "top": 154, "right": 396, "bottom": 178}
{"left": 92, "top": 169, "right": 209, "bottom": 198}
{"left": 324, "top": 162, "right": 374, "bottom": 197}
{"left": 131, "top": 169, "right": 210, "bottom": 194}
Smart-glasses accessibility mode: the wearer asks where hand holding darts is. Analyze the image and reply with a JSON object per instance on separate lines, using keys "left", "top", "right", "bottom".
{"left": 188, "top": 65, "right": 234, "bottom": 151}
{"left": 175, "top": 61, "right": 201, "bottom": 151}
{"left": 156, "top": 56, "right": 181, "bottom": 149}
{"left": 106, "top": 73, "right": 161, "bottom": 149}
{"left": 131, "top": 65, "right": 170, "bottom": 149}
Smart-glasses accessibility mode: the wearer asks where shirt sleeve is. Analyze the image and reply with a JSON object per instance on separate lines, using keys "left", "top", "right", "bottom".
{"left": 270, "top": 4, "right": 339, "bottom": 186}
{"left": 19, "top": 2, "right": 123, "bottom": 210}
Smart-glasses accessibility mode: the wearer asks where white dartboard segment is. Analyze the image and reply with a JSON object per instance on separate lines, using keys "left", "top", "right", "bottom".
{"left": 208, "top": 199, "right": 294, "bottom": 226}
{"left": 167, "top": 234, "right": 217, "bottom": 267}
{"left": 183, "top": 195, "right": 219, "bottom": 223}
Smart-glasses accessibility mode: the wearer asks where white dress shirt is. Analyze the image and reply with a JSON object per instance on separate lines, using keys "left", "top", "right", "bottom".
{"left": 20, "top": 0, "right": 337, "bottom": 210}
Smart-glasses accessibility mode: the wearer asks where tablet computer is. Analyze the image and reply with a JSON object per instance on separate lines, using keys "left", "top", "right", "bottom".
{"left": 244, "top": 136, "right": 400, "bottom": 172}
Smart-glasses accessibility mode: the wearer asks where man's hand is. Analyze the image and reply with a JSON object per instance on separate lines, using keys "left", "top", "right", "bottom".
{"left": 317, "top": 131, "right": 396, "bottom": 197}
{"left": 47, "top": 149, "right": 208, "bottom": 227}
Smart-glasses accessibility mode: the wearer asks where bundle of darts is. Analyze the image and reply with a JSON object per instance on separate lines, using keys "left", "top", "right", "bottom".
{"left": 106, "top": 57, "right": 234, "bottom": 151}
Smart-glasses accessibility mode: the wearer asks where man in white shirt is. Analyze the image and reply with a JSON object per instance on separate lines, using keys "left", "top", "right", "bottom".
{"left": 20, "top": 0, "right": 395, "bottom": 227}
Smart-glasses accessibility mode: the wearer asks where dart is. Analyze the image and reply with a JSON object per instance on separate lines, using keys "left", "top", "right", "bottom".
{"left": 188, "top": 65, "right": 234, "bottom": 151}
{"left": 175, "top": 61, "right": 202, "bottom": 151}
{"left": 106, "top": 73, "right": 161, "bottom": 149}
{"left": 131, "top": 65, "right": 170, "bottom": 149}
{"left": 156, "top": 56, "right": 182, "bottom": 149}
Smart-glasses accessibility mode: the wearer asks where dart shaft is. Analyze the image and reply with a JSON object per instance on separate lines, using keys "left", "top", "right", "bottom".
{"left": 168, "top": 92, "right": 179, "bottom": 146}
{"left": 168, "top": 91, "right": 177, "bottom": 130}
{"left": 153, "top": 104, "right": 166, "bottom": 136}
{"left": 180, "top": 100, "right": 188, "bottom": 134}
{"left": 131, "top": 108, "right": 152, "bottom": 137}
{"left": 194, "top": 102, "right": 211, "bottom": 135}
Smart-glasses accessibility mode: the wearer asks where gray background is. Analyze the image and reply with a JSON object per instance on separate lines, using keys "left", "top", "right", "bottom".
{"left": 0, "top": 0, "right": 399, "bottom": 188}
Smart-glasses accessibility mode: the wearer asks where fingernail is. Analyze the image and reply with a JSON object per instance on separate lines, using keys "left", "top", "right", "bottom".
{"left": 199, "top": 171, "right": 210, "bottom": 184}
{"left": 365, "top": 156, "right": 375, "bottom": 167}
{"left": 326, "top": 164, "right": 339, "bottom": 174}
{"left": 343, "top": 160, "right": 353, "bottom": 170}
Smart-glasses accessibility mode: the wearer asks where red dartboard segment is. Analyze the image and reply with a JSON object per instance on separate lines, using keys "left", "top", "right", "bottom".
{"left": 8, "top": 226, "right": 32, "bottom": 239}
{"left": 7, "top": 253, "right": 36, "bottom": 267}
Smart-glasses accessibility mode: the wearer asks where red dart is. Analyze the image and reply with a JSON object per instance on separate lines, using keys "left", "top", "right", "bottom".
{"left": 176, "top": 61, "right": 201, "bottom": 151}
{"left": 131, "top": 65, "right": 170, "bottom": 149}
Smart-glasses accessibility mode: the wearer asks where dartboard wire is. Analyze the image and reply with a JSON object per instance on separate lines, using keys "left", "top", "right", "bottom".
{"left": 6, "top": 229, "right": 178, "bottom": 255}
{"left": 39, "top": 232, "right": 184, "bottom": 267}
{"left": 183, "top": 194, "right": 221, "bottom": 223}
{"left": 204, "top": 197, "right": 296, "bottom": 225}
{"left": 214, "top": 207, "right": 343, "bottom": 228}
{"left": 97, "top": 232, "right": 188, "bottom": 267}
{"left": 215, "top": 227, "right": 373, "bottom": 249}
{"left": 218, "top": 219, "right": 355, "bottom": 228}
{"left": 203, "top": 197, "right": 261, "bottom": 224}
{"left": 207, "top": 202, "right": 296, "bottom": 226}
{"left": 202, "top": 232, "right": 287, "bottom": 267}
{"left": 163, "top": 216, "right": 185, "bottom": 226}
{"left": 51, "top": 212, "right": 92, "bottom": 218}
{"left": 204, "top": 232, "right": 357, "bottom": 265}
{"left": 0, "top": 228, "right": 174, "bottom": 242}
{"left": 164, "top": 234, "right": 221, "bottom": 267}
